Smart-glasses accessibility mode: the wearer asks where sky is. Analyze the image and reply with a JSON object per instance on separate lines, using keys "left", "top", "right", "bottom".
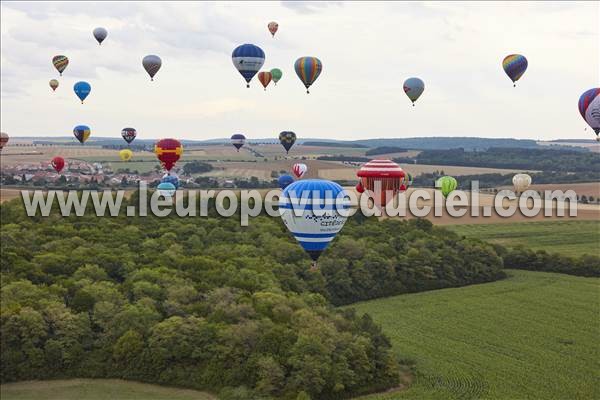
{"left": 1, "top": 1, "right": 599, "bottom": 141}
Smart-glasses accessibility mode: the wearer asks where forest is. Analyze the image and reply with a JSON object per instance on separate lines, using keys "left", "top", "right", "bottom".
{"left": 1, "top": 195, "right": 598, "bottom": 399}
{"left": 395, "top": 147, "right": 599, "bottom": 173}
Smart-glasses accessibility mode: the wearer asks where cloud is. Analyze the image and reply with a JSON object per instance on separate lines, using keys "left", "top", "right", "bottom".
{"left": 281, "top": 1, "right": 342, "bottom": 14}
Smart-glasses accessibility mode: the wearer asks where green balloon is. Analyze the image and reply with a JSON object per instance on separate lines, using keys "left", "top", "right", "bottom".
{"left": 270, "top": 68, "right": 283, "bottom": 84}
{"left": 435, "top": 176, "right": 458, "bottom": 198}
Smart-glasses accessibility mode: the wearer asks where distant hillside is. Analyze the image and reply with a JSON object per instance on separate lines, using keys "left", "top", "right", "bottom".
{"left": 352, "top": 137, "right": 539, "bottom": 150}
{"left": 11, "top": 136, "right": 586, "bottom": 151}
{"left": 365, "top": 146, "right": 407, "bottom": 156}
{"left": 302, "top": 141, "right": 368, "bottom": 148}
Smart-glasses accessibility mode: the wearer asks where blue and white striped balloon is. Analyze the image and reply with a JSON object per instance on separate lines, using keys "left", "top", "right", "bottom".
{"left": 232, "top": 44, "right": 265, "bottom": 88}
{"left": 279, "top": 179, "right": 349, "bottom": 264}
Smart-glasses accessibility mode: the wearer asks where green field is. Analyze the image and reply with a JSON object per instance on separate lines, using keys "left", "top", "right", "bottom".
{"left": 0, "top": 379, "right": 215, "bottom": 400}
{"left": 353, "top": 270, "right": 599, "bottom": 399}
{"left": 447, "top": 220, "right": 600, "bottom": 257}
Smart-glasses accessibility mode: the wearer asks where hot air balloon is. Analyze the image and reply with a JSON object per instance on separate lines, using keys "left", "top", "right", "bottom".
{"left": 232, "top": 44, "right": 265, "bottom": 88}
{"left": 119, "top": 149, "right": 133, "bottom": 162}
{"left": 268, "top": 21, "right": 279, "bottom": 37}
{"left": 157, "top": 182, "right": 176, "bottom": 198}
{"left": 279, "top": 179, "right": 349, "bottom": 269}
{"left": 73, "top": 125, "right": 91, "bottom": 144}
{"left": 52, "top": 55, "right": 68, "bottom": 76}
{"left": 121, "top": 127, "right": 137, "bottom": 144}
{"left": 155, "top": 138, "right": 183, "bottom": 172}
{"left": 512, "top": 173, "right": 532, "bottom": 194}
{"left": 51, "top": 156, "right": 65, "bottom": 173}
{"left": 271, "top": 68, "right": 282, "bottom": 85}
{"left": 356, "top": 159, "right": 406, "bottom": 209}
{"left": 435, "top": 176, "right": 458, "bottom": 199}
{"left": 162, "top": 173, "right": 179, "bottom": 189}
{"left": 502, "top": 54, "right": 528, "bottom": 87}
{"left": 258, "top": 71, "right": 272, "bottom": 90}
{"left": 0, "top": 132, "right": 9, "bottom": 152}
{"left": 355, "top": 182, "right": 365, "bottom": 193}
{"left": 578, "top": 88, "right": 600, "bottom": 136}
{"left": 142, "top": 55, "right": 162, "bottom": 81}
{"left": 278, "top": 174, "right": 294, "bottom": 190}
{"left": 49, "top": 79, "right": 59, "bottom": 92}
{"left": 295, "top": 57, "right": 322, "bottom": 94}
{"left": 230, "top": 134, "right": 246, "bottom": 151}
{"left": 279, "top": 131, "right": 296, "bottom": 154}
{"left": 74, "top": 81, "right": 91, "bottom": 103}
{"left": 93, "top": 27, "right": 108, "bottom": 45}
{"left": 403, "top": 77, "right": 425, "bottom": 106}
{"left": 292, "top": 163, "right": 307, "bottom": 179}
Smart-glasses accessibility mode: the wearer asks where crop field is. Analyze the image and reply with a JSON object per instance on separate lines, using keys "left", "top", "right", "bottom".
{"left": 498, "top": 182, "right": 600, "bottom": 198}
{"left": 318, "top": 164, "right": 539, "bottom": 180}
{"left": 0, "top": 145, "right": 125, "bottom": 165}
{"left": 353, "top": 270, "right": 599, "bottom": 400}
{"left": 0, "top": 379, "right": 215, "bottom": 400}
{"left": 447, "top": 220, "right": 600, "bottom": 257}
{"left": 202, "top": 159, "right": 354, "bottom": 180}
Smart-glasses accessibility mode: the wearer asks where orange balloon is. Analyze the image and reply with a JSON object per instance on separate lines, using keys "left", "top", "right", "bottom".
{"left": 258, "top": 71, "right": 272, "bottom": 91}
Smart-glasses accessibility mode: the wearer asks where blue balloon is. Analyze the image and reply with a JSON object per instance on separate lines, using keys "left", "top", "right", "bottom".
{"left": 73, "top": 81, "right": 91, "bottom": 103}
{"left": 232, "top": 44, "right": 265, "bottom": 88}
{"left": 162, "top": 173, "right": 179, "bottom": 188}
{"left": 279, "top": 179, "right": 349, "bottom": 264}
{"left": 278, "top": 174, "right": 294, "bottom": 190}
{"left": 157, "top": 182, "right": 176, "bottom": 197}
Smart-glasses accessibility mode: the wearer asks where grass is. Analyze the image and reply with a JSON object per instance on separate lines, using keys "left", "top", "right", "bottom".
{"left": 351, "top": 270, "right": 599, "bottom": 400}
{"left": 0, "top": 379, "right": 216, "bottom": 400}
{"left": 446, "top": 220, "right": 600, "bottom": 257}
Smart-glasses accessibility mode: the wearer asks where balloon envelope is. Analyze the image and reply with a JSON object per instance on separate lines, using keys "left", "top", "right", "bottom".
{"left": 121, "top": 128, "right": 137, "bottom": 144}
{"left": 578, "top": 88, "right": 600, "bottom": 135}
{"left": 279, "top": 179, "right": 349, "bottom": 262}
{"left": 73, "top": 81, "right": 91, "bottom": 103}
{"left": 51, "top": 156, "right": 65, "bottom": 173}
{"left": 512, "top": 174, "right": 532, "bottom": 193}
{"left": 278, "top": 174, "right": 294, "bottom": 190}
{"left": 292, "top": 163, "right": 307, "bottom": 179}
{"left": 142, "top": 55, "right": 162, "bottom": 81}
{"left": 49, "top": 79, "right": 59, "bottom": 91}
{"left": 157, "top": 182, "right": 176, "bottom": 198}
{"left": 119, "top": 149, "right": 133, "bottom": 161}
{"left": 403, "top": 77, "right": 425, "bottom": 105}
{"left": 154, "top": 138, "right": 183, "bottom": 171}
{"left": 294, "top": 57, "right": 322, "bottom": 93}
{"left": 73, "top": 125, "right": 91, "bottom": 144}
{"left": 232, "top": 44, "right": 265, "bottom": 87}
{"left": 52, "top": 55, "right": 68, "bottom": 75}
{"left": 435, "top": 176, "right": 458, "bottom": 198}
{"left": 357, "top": 159, "right": 406, "bottom": 208}
{"left": 268, "top": 21, "right": 278, "bottom": 37}
{"left": 258, "top": 71, "right": 272, "bottom": 90}
{"left": 502, "top": 54, "right": 528, "bottom": 85}
{"left": 270, "top": 68, "right": 282, "bottom": 84}
{"left": 230, "top": 134, "right": 246, "bottom": 151}
{"left": 279, "top": 131, "right": 296, "bottom": 154}
{"left": 93, "top": 27, "right": 108, "bottom": 45}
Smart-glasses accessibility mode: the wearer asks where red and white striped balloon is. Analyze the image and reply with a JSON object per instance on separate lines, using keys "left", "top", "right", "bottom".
{"left": 292, "top": 163, "right": 307, "bottom": 178}
{"left": 356, "top": 159, "right": 406, "bottom": 209}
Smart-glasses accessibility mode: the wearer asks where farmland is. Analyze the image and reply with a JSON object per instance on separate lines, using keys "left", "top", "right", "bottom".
{"left": 353, "top": 270, "right": 600, "bottom": 400}
{"left": 0, "top": 379, "right": 215, "bottom": 400}
{"left": 447, "top": 220, "right": 600, "bottom": 257}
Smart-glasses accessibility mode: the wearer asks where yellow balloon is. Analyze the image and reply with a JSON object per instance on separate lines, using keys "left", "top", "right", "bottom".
{"left": 119, "top": 149, "right": 133, "bottom": 161}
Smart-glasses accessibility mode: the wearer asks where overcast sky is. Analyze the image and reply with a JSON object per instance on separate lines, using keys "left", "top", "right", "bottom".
{"left": 1, "top": 1, "right": 598, "bottom": 141}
